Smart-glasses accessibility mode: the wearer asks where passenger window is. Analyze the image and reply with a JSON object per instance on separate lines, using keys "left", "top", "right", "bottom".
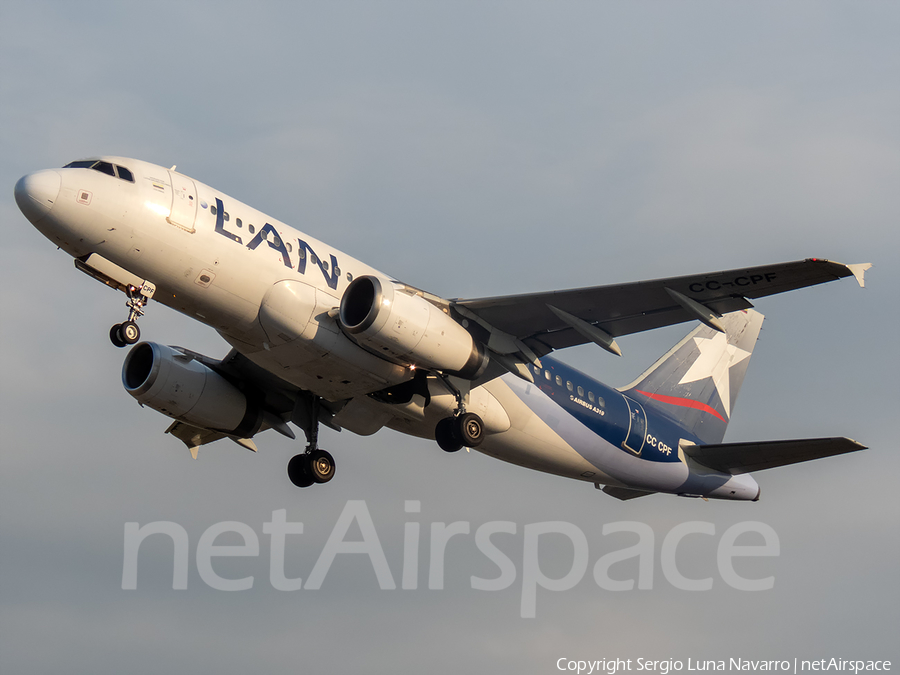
{"left": 555, "top": 375, "right": 562, "bottom": 386}
{"left": 92, "top": 161, "right": 116, "bottom": 177}
{"left": 64, "top": 160, "right": 96, "bottom": 169}
{"left": 115, "top": 166, "right": 134, "bottom": 182}
{"left": 236, "top": 218, "right": 242, "bottom": 228}
{"left": 577, "top": 385, "right": 584, "bottom": 397}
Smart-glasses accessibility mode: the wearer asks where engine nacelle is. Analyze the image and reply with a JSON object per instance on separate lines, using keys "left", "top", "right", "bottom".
{"left": 339, "top": 275, "right": 486, "bottom": 378}
{"left": 122, "top": 342, "right": 258, "bottom": 435}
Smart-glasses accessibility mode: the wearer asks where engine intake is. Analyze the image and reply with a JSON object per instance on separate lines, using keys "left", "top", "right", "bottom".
{"left": 122, "top": 342, "right": 259, "bottom": 435}
{"left": 339, "top": 275, "right": 486, "bottom": 378}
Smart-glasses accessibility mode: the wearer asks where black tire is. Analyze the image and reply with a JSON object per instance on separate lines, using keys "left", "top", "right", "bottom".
{"left": 109, "top": 324, "right": 127, "bottom": 348}
{"left": 120, "top": 320, "right": 141, "bottom": 344}
{"left": 435, "top": 417, "right": 463, "bottom": 453}
{"left": 455, "top": 412, "right": 484, "bottom": 448}
{"left": 287, "top": 454, "right": 314, "bottom": 488}
{"left": 308, "top": 449, "right": 335, "bottom": 484}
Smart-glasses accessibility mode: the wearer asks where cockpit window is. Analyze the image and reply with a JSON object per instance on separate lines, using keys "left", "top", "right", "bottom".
{"left": 115, "top": 165, "right": 134, "bottom": 182}
{"left": 63, "top": 160, "right": 134, "bottom": 183}
{"left": 92, "top": 161, "right": 116, "bottom": 177}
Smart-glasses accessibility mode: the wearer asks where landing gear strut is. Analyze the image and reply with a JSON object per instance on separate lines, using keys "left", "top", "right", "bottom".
{"left": 288, "top": 395, "right": 336, "bottom": 488}
{"left": 110, "top": 283, "right": 154, "bottom": 348}
{"left": 433, "top": 372, "right": 485, "bottom": 453}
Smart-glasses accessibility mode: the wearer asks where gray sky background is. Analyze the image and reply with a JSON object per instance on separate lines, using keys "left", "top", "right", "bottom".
{"left": 1, "top": 2, "right": 898, "bottom": 673}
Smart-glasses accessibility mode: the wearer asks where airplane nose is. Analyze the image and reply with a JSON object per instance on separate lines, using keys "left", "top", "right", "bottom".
{"left": 14, "top": 170, "right": 61, "bottom": 224}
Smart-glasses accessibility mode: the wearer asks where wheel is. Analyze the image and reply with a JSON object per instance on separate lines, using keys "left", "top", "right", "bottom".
{"left": 120, "top": 320, "right": 141, "bottom": 344}
{"left": 109, "top": 324, "right": 127, "bottom": 348}
{"left": 308, "top": 449, "right": 335, "bottom": 484}
{"left": 287, "top": 454, "right": 314, "bottom": 488}
{"left": 435, "top": 417, "right": 463, "bottom": 452}
{"left": 455, "top": 412, "right": 484, "bottom": 448}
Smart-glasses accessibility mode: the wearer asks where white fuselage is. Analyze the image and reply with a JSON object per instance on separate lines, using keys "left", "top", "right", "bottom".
{"left": 17, "top": 157, "right": 759, "bottom": 500}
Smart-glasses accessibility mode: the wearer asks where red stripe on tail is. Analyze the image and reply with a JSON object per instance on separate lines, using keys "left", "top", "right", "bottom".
{"left": 634, "top": 390, "right": 727, "bottom": 422}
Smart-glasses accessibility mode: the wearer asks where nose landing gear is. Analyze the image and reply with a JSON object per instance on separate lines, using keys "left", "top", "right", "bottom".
{"left": 110, "top": 282, "right": 155, "bottom": 348}
{"left": 110, "top": 320, "right": 140, "bottom": 348}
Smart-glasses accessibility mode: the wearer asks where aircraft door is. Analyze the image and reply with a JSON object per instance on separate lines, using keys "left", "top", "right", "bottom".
{"left": 167, "top": 170, "right": 198, "bottom": 232}
{"left": 621, "top": 395, "right": 647, "bottom": 455}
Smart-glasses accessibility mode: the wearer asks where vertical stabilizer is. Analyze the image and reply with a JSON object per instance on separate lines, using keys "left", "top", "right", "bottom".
{"left": 619, "top": 310, "right": 764, "bottom": 445}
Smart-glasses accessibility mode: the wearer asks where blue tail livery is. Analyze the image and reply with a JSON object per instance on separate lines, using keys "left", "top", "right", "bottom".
{"left": 620, "top": 309, "right": 763, "bottom": 445}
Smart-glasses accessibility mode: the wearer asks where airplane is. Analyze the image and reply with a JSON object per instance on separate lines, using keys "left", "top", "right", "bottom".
{"left": 14, "top": 156, "right": 871, "bottom": 500}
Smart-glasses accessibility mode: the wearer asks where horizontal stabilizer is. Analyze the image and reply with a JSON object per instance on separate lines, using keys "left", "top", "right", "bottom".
{"left": 683, "top": 437, "right": 866, "bottom": 474}
{"left": 600, "top": 485, "right": 658, "bottom": 500}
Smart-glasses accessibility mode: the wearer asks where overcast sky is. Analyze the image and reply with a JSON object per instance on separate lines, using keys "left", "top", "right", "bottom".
{"left": 1, "top": 2, "right": 898, "bottom": 673}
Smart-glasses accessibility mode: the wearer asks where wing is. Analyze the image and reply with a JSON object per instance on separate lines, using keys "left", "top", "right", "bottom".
{"left": 454, "top": 258, "right": 870, "bottom": 358}
{"left": 682, "top": 437, "right": 866, "bottom": 474}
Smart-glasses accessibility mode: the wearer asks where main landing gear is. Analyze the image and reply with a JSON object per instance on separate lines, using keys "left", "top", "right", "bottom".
{"left": 432, "top": 373, "right": 485, "bottom": 453}
{"left": 288, "top": 395, "right": 336, "bottom": 488}
{"left": 110, "top": 283, "right": 154, "bottom": 348}
{"left": 287, "top": 448, "right": 335, "bottom": 488}
{"left": 434, "top": 412, "right": 485, "bottom": 452}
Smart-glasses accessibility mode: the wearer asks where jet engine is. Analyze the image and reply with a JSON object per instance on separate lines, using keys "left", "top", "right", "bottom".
{"left": 122, "top": 342, "right": 259, "bottom": 435}
{"left": 339, "top": 275, "right": 487, "bottom": 378}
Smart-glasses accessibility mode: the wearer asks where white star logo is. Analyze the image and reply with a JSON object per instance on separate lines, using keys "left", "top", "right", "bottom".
{"left": 677, "top": 332, "right": 751, "bottom": 419}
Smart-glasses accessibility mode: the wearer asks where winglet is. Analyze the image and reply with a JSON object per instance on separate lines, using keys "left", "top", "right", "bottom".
{"left": 846, "top": 263, "right": 872, "bottom": 288}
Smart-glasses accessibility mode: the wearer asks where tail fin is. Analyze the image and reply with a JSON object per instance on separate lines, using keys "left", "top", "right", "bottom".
{"left": 619, "top": 309, "right": 764, "bottom": 445}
